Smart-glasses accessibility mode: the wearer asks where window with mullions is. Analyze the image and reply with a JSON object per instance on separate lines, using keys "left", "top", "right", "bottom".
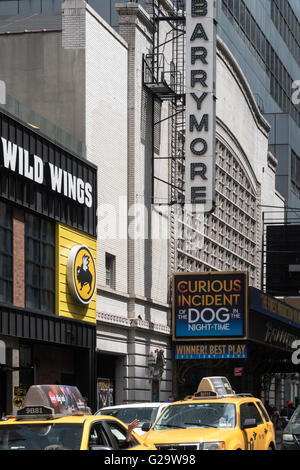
{"left": 25, "top": 213, "right": 55, "bottom": 313}
{"left": 222, "top": 0, "right": 300, "bottom": 130}
{"left": 0, "top": 202, "right": 13, "bottom": 304}
{"left": 291, "top": 150, "right": 300, "bottom": 197}
{"left": 240, "top": 2, "right": 246, "bottom": 30}
{"left": 105, "top": 253, "right": 116, "bottom": 290}
{"left": 270, "top": 0, "right": 300, "bottom": 68}
{"left": 233, "top": 0, "right": 239, "bottom": 22}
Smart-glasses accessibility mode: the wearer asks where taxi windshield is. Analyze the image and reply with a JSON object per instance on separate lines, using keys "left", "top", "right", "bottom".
{"left": 153, "top": 403, "right": 236, "bottom": 430}
{"left": 0, "top": 423, "right": 83, "bottom": 450}
{"left": 290, "top": 406, "right": 300, "bottom": 424}
{"left": 97, "top": 407, "right": 158, "bottom": 426}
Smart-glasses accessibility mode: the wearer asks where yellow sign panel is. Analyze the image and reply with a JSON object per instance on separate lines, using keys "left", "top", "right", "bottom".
{"left": 56, "top": 223, "right": 97, "bottom": 324}
{"left": 13, "top": 396, "right": 24, "bottom": 408}
{"left": 67, "top": 245, "right": 96, "bottom": 304}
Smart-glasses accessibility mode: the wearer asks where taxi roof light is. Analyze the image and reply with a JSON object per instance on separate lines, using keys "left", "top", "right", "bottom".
{"left": 15, "top": 385, "right": 91, "bottom": 421}
{"left": 191, "top": 376, "right": 236, "bottom": 399}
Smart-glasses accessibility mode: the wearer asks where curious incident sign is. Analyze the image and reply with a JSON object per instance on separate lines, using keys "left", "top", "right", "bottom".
{"left": 173, "top": 271, "right": 248, "bottom": 338}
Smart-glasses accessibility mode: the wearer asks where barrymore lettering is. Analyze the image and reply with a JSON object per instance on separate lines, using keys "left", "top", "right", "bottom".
{"left": 0, "top": 137, "right": 93, "bottom": 208}
{"left": 185, "top": 0, "right": 216, "bottom": 211}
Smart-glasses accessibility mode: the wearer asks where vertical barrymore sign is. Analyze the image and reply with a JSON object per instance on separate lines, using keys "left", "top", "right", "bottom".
{"left": 185, "top": 0, "right": 216, "bottom": 212}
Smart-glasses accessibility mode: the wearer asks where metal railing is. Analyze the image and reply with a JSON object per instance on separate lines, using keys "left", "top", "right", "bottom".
{"left": 143, "top": 53, "right": 184, "bottom": 97}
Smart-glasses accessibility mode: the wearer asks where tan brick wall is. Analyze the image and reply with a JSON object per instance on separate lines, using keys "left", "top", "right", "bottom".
{"left": 13, "top": 208, "right": 25, "bottom": 308}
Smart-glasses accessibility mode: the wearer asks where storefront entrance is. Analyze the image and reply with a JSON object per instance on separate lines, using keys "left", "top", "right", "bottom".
{"left": 175, "top": 360, "right": 252, "bottom": 399}
{"left": 175, "top": 340, "right": 300, "bottom": 405}
{"left": 0, "top": 368, "right": 6, "bottom": 416}
{"left": 97, "top": 353, "right": 116, "bottom": 408}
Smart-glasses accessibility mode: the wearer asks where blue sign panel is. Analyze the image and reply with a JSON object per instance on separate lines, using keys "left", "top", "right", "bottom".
{"left": 175, "top": 343, "right": 247, "bottom": 360}
{"left": 249, "top": 287, "right": 300, "bottom": 328}
{"left": 173, "top": 272, "right": 247, "bottom": 338}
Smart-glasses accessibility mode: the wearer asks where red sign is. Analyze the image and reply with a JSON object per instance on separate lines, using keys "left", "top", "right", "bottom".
{"left": 234, "top": 367, "right": 243, "bottom": 377}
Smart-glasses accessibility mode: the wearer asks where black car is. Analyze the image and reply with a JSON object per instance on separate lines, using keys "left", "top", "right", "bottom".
{"left": 281, "top": 406, "right": 300, "bottom": 450}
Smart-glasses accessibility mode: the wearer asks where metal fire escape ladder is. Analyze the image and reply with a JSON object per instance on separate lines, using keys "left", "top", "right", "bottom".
{"left": 142, "top": 0, "right": 186, "bottom": 208}
{"left": 142, "top": 0, "right": 186, "bottom": 284}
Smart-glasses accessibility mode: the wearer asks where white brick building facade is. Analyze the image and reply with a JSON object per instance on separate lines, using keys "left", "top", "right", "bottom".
{"left": 0, "top": 0, "right": 285, "bottom": 405}
{"left": 82, "top": 1, "right": 173, "bottom": 403}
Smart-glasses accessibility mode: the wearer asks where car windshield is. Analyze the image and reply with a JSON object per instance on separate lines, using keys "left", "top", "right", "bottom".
{"left": 0, "top": 423, "right": 83, "bottom": 450}
{"left": 153, "top": 403, "right": 236, "bottom": 430}
{"left": 290, "top": 406, "right": 300, "bottom": 424}
{"left": 97, "top": 407, "right": 159, "bottom": 426}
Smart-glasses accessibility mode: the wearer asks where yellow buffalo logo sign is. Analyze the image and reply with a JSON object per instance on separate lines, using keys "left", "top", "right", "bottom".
{"left": 67, "top": 245, "right": 96, "bottom": 304}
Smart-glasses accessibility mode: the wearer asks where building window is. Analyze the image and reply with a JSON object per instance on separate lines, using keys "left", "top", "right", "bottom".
{"left": 0, "top": 202, "right": 13, "bottom": 304}
{"left": 105, "top": 253, "right": 116, "bottom": 289}
{"left": 270, "top": 0, "right": 300, "bottom": 68}
{"left": 25, "top": 213, "right": 55, "bottom": 313}
{"left": 153, "top": 99, "right": 162, "bottom": 154}
{"left": 291, "top": 150, "right": 300, "bottom": 198}
{"left": 222, "top": 0, "right": 300, "bottom": 130}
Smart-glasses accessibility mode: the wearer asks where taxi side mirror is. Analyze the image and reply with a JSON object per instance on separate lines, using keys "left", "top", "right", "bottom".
{"left": 241, "top": 418, "right": 257, "bottom": 429}
{"left": 141, "top": 422, "right": 152, "bottom": 432}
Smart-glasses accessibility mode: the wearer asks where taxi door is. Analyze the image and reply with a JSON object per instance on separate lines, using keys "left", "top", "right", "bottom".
{"left": 239, "top": 402, "right": 267, "bottom": 450}
{"left": 254, "top": 401, "right": 275, "bottom": 450}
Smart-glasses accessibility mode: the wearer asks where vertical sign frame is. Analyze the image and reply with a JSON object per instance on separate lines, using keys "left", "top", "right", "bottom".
{"left": 185, "top": 0, "right": 216, "bottom": 213}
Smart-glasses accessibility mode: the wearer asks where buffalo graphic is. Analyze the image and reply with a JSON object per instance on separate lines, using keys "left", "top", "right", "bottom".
{"left": 76, "top": 254, "right": 93, "bottom": 295}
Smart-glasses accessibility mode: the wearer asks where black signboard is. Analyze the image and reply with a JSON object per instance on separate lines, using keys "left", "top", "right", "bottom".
{"left": 249, "top": 287, "right": 300, "bottom": 328}
{"left": 248, "top": 310, "right": 299, "bottom": 352}
{"left": 17, "top": 405, "right": 53, "bottom": 417}
{"left": 0, "top": 110, "right": 97, "bottom": 236}
{"left": 266, "top": 225, "right": 300, "bottom": 296}
{"left": 173, "top": 271, "right": 247, "bottom": 339}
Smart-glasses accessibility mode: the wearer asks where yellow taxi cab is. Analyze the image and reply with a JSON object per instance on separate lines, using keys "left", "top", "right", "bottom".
{"left": 0, "top": 385, "right": 156, "bottom": 451}
{"left": 142, "top": 377, "right": 276, "bottom": 451}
